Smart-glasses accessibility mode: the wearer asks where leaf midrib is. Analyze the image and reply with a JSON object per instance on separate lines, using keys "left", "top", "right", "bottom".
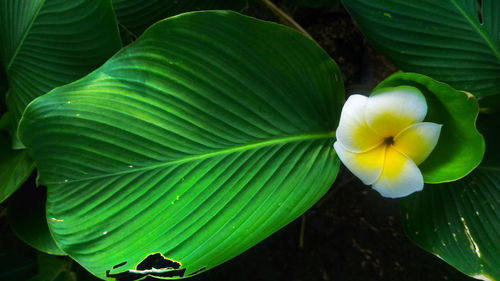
{"left": 47, "top": 130, "right": 336, "bottom": 185}
{"left": 450, "top": 0, "right": 500, "bottom": 63}
{"left": 6, "top": 0, "right": 47, "bottom": 72}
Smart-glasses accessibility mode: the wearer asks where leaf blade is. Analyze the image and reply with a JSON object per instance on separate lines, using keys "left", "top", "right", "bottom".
{"left": 0, "top": 0, "right": 122, "bottom": 122}
{"left": 19, "top": 11, "right": 343, "bottom": 279}
{"left": 341, "top": 0, "right": 500, "bottom": 98}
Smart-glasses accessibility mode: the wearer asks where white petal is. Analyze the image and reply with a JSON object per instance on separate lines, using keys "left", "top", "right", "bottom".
{"left": 334, "top": 141, "right": 385, "bottom": 185}
{"left": 372, "top": 147, "right": 423, "bottom": 198}
{"left": 364, "top": 86, "right": 427, "bottom": 137}
{"left": 336, "top": 94, "right": 384, "bottom": 152}
{"left": 394, "top": 122, "right": 442, "bottom": 165}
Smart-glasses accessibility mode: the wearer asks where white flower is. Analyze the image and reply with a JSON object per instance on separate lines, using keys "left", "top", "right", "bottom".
{"left": 333, "top": 86, "right": 442, "bottom": 198}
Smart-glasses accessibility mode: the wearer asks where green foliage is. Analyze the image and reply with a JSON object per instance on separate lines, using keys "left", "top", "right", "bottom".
{"left": 341, "top": 0, "right": 500, "bottom": 107}
{"left": 400, "top": 113, "right": 500, "bottom": 280}
{"left": 7, "top": 184, "right": 64, "bottom": 255}
{"left": 0, "top": 219, "right": 38, "bottom": 280}
{"left": 0, "top": 131, "right": 34, "bottom": 203}
{"left": 374, "top": 72, "right": 484, "bottom": 183}
{"left": 112, "top": 0, "right": 248, "bottom": 36}
{"left": 0, "top": 0, "right": 122, "bottom": 123}
{"left": 0, "top": 0, "right": 497, "bottom": 280}
{"left": 18, "top": 11, "right": 343, "bottom": 279}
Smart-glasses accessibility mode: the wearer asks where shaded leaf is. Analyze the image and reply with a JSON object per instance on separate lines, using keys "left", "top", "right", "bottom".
{"left": 374, "top": 72, "right": 484, "bottom": 183}
{"left": 19, "top": 11, "right": 343, "bottom": 279}
{"left": 0, "top": 131, "right": 34, "bottom": 203}
{"left": 0, "top": 0, "right": 122, "bottom": 123}
{"left": 0, "top": 219, "right": 37, "bottom": 281}
{"left": 112, "top": 0, "right": 248, "bottom": 36}
{"left": 37, "top": 253, "right": 72, "bottom": 281}
{"left": 341, "top": 0, "right": 500, "bottom": 104}
{"left": 7, "top": 182, "right": 65, "bottom": 255}
{"left": 400, "top": 113, "right": 500, "bottom": 281}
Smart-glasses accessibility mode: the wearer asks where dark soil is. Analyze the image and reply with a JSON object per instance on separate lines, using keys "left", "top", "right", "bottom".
{"left": 188, "top": 3, "right": 475, "bottom": 281}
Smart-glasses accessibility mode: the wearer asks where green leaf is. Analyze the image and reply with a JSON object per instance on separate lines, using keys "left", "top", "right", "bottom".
{"left": 341, "top": 0, "right": 500, "bottom": 101}
{"left": 37, "top": 253, "right": 72, "bottom": 281}
{"left": 0, "top": 69, "right": 6, "bottom": 112}
{"left": 112, "top": 0, "right": 248, "bottom": 36}
{"left": 400, "top": 113, "right": 500, "bottom": 281}
{"left": 0, "top": 131, "right": 34, "bottom": 203}
{"left": 0, "top": 0, "right": 122, "bottom": 123}
{"left": 374, "top": 72, "right": 484, "bottom": 183}
{"left": 7, "top": 183, "right": 65, "bottom": 255}
{"left": 0, "top": 219, "right": 38, "bottom": 281}
{"left": 19, "top": 11, "right": 343, "bottom": 279}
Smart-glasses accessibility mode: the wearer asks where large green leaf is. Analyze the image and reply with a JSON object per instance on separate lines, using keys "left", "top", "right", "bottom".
{"left": 19, "top": 11, "right": 343, "bottom": 279}
{"left": 374, "top": 72, "right": 484, "bottom": 183}
{"left": 341, "top": 0, "right": 500, "bottom": 101}
{"left": 0, "top": 131, "right": 34, "bottom": 203}
{"left": 401, "top": 113, "right": 500, "bottom": 281}
{"left": 112, "top": 0, "right": 247, "bottom": 36}
{"left": 7, "top": 183, "right": 65, "bottom": 255}
{"left": 0, "top": 0, "right": 122, "bottom": 123}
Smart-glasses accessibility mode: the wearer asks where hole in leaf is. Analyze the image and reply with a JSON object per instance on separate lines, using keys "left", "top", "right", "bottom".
{"left": 476, "top": 0, "right": 483, "bottom": 24}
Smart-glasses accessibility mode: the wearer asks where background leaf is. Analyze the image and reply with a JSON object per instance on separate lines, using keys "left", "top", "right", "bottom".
{"left": 112, "top": 0, "right": 248, "bottom": 37}
{"left": 19, "top": 11, "right": 343, "bottom": 279}
{"left": 0, "top": 218, "right": 38, "bottom": 281}
{"left": 341, "top": 0, "right": 500, "bottom": 107}
{"left": 7, "top": 183, "right": 65, "bottom": 255}
{"left": 400, "top": 113, "right": 500, "bottom": 281}
{"left": 374, "top": 72, "right": 484, "bottom": 183}
{"left": 0, "top": 131, "right": 34, "bottom": 203}
{"left": 0, "top": 0, "right": 122, "bottom": 123}
{"left": 37, "top": 253, "right": 72, "bottom": 281}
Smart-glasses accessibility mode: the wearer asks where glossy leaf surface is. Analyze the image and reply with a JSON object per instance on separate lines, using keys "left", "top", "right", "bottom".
{"left": 19, "top": 11, "right": 343, "bottom": 279}
{"left": 401, "top": 113, "right": 500, "bottom": 281}
{"left": 342, "top": 0, "right": 500, "bottom": 101}
{"left": 374, "top": 72, "right": 484, "bottom": 183}
{"left": 0, "top": 0, "right": 122, "bottom": 122}
{"left": 112, "top": 0, "right": 247, "bottom": 36}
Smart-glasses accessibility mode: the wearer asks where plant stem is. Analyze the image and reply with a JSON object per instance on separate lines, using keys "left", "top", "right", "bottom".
{"left": 259, "top": 0, "right": 313, "bottom": 40}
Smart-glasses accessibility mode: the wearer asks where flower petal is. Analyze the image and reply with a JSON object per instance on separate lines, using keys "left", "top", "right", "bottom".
{"left": 336, "top": 94, "right": 384, "bottom": 152}
{"left": 393, "top": 122, "right": 442, "bottom": 165}
{"left": 334, "top": 141, "right": 385, "bottom": 185}
{"left": 364, "top": 86, "right": 427, "bottom": 137}
{"left": 372, "top": 147, "right": 423, "bottom": 198}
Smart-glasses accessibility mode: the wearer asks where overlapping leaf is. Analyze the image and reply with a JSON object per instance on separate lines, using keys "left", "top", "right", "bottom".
{"left": 19, "top": 11, "right": 343, "bottom": 279}
{"left": 0, "top": 131, "right": 34, "bottom": 203}
{"left": 112, "top": 0, "right": 247, "bottom": 36}
{"left": 0, "top": 0, "right": 122, "bottom": 123}
{"left": 7, "top": 184, "right": 64, "bottom": 255}
{"left": 374, "top": 72, "right": 484, "bottom": 183}
{"left": 342, "top": 0, "right": 500, "bottom": 104}
{"left": 401, "top": 113, "right": 500, "bottom": 280}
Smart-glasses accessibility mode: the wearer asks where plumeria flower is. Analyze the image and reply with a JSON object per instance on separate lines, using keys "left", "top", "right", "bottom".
{"left": 333, "top": 86, "right": 442, "bottom": 198}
